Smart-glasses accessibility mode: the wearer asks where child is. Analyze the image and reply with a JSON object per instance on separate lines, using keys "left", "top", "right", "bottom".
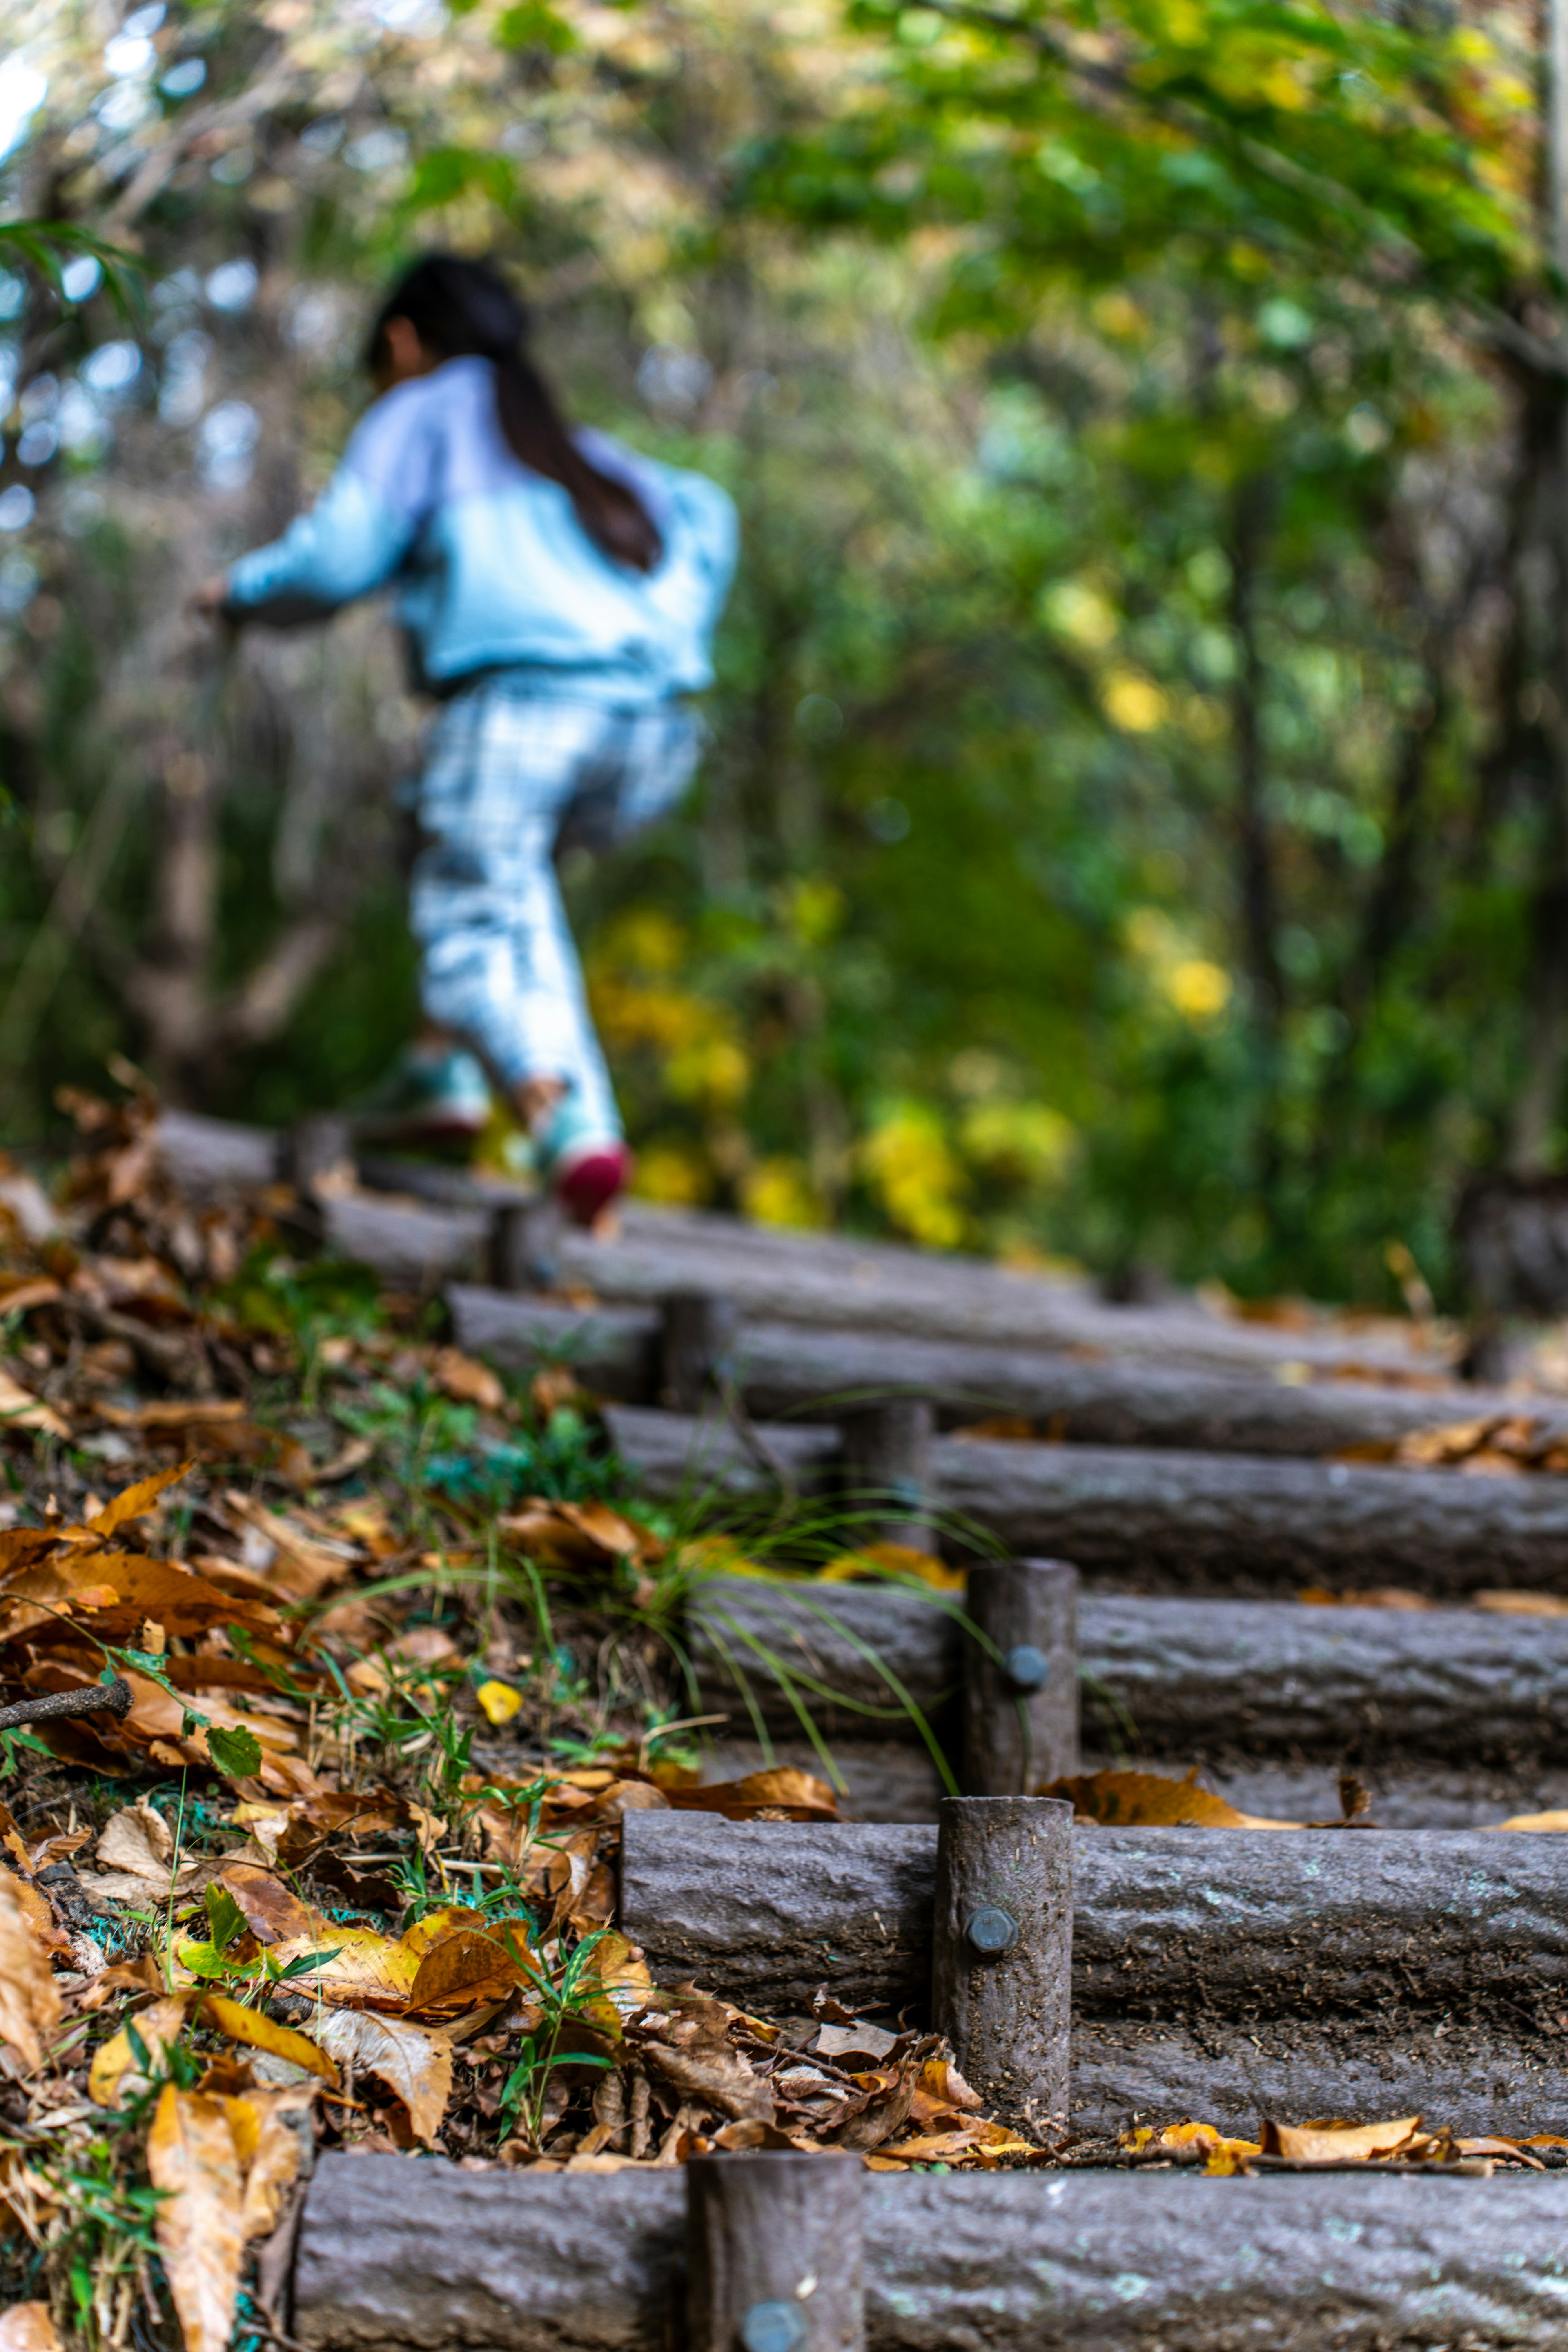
{"left": 195, "top": 253, "right": 737, "bottom": 1225}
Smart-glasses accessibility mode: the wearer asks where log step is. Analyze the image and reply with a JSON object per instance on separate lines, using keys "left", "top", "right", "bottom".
{"left": 619, "top": 1813, "right": 1568, "bottom": 2140}
{"left": 690, "top": 1578, "right": 1568, "bottom": 1766}
{"left": 292, "top": 2151, "right": 1568, "bottom": 2351}
{"left": 604, "top": 1403, "right": 1568, "bottom": 1595}
{"left": 450, "top": 1278, "right": 1519, "bottom": 1458}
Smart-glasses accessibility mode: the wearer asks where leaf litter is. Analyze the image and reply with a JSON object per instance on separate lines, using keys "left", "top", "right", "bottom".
{"left": 2, "top": 1078, "right": 1564, "bottom": 2352}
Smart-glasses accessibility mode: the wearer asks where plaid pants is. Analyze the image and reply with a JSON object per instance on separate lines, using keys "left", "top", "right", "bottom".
{"left": 409, "top": 678, "right": 700, "bottom": 1134}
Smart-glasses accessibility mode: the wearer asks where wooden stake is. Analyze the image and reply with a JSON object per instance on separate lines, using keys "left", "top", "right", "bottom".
{"left": 660, "top": 1289, "right": 739, "bottom": 1413}
{"left": 486, "top": 1198, "right": 559, "bottom": 1293}
{"left": 686, "top": 2151, "right": 864, "bottom": 2352}
{"left": 931, "top": 1794, "right": 1073, "bottom": 2135}
{"left": 284, "top": 1114, "right": 353, "bottom": 1197}
{"left": 962, "top": 1557, "right": 1080, "bottom": 1795}
{"left": 839, "top": 1400, "right": 933, "bottom": 1550}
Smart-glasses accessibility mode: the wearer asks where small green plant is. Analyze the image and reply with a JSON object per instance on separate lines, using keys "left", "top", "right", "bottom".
{"left": 494, "top": 1927, "right": 616, "bottom": 2147}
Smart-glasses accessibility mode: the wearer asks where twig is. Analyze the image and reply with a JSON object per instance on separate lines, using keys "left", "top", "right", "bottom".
{"left": 53, "top": 1293, "right": 212, "bottom": 1392}
{"left": 0, "top": 1679, "right": 133, "bottom": 1733}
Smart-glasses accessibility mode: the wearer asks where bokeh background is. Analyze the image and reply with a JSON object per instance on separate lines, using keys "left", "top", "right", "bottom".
{"left": 0, "top": 0, "right": 1553, "bottom": 1305}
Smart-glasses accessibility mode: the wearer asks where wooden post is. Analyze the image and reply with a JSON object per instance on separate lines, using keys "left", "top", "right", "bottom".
{"left": 686, "top": 2150, "right": 864, "bottom": 2352}
{"left": 931, "top": 1794, "right": 1073, "bottom": 2137}
{"left": 660, "top": 1289, "right": 739, "bottom": 1414}
{"left": 962, "top": 1557, "right": 1080, "bottom": 1795}
{"left": 838, "top": 1400, "right": 933, "bottom": 1550}
{"left": 284, "top": 1114, "right": 354, "bottom": 1198}
{"left": 486, "top": 1197, "right": 560, "bottom": 1293}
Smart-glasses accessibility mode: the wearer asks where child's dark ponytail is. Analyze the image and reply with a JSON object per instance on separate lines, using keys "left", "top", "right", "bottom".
{"left": 369, "top": 254, "right": 663, "bottom": 574}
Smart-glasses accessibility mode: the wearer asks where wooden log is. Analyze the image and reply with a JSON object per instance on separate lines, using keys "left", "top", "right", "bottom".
{"left": 153, "top": 1108, "right": 280, "bottom": 1195}
{"left": 607, "top": 1405, "right": 1568, "bottom": 1595}
{"left": 292, "top": 2149, "right": 1568, "bottom": 2351}
{"left": 927, "top": 1434, "right": 1568, "bottom": 1595}
{"left": 452, "top": 1281, "right": 1495, "bottom": 1448}
{"left": 619, "top": 1814, "right": 1568, "bottom": 2138}
{"left": 838, "top": 1401, "right": 933, "bottom": 1550}
{"left": 688, "top": 1579, "right": 1568, "bottom": 1768}
{"left": 322, "top": 1191, "right": 488, "bottom": 1289}
{"left": 686, "top": 2152, "right": 863, "bottom": 2352}
{"left": 931, "top": 1795, "right": 1072, "bottom": 2133}
{"left": 961, "top": 1559, "right": 1079, "bottom": 1793}
{"left": 661, "top": 1291, "right": 740, "bottom": 1415}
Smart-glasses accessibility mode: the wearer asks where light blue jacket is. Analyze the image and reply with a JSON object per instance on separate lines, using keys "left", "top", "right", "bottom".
{"left": 224, "top": 356, "right": 738, "bottom": 702}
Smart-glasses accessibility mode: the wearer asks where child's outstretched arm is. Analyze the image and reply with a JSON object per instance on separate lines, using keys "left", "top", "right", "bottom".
{"left": 211, "top": 464, "right": 418, "bottom": 628}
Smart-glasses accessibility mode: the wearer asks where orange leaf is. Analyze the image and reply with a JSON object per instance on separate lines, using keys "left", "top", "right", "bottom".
{"left": 666, "top": 1769, "right": 845, "bottom": 1821}
{"left": 1038, "top": 1767, "right": 1303, "bottom": 1829}
{"left": 266, "top": 1926, "right": 419, "bottom": 2010}
{"left": 236, "top": 2084, "right": 317, "bottom": 2239}
{"left": 147, "top": 2086, "right": 245, "bottom": 2352}
{"left": 80, "top": 1463, "right": 193, "bottom": 1539}
{"left": 0, "top": 1872, "right": 62, "bottom": 2072}
{"left": 0, "top": 2306, "right": 65, "bottom": 2352}
{"left": 1259, "top": 2115, "right": 1421, "bottom": 2162}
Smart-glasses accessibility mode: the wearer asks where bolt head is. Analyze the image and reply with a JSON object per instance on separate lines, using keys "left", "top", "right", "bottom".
{"left": 964, "top": 1902, "right": 1018, "bottom": 1957}
{"left": 739, "top": 2300, "right": 809, "bottom": 2352}
{"left": 1003, "top": 1643, "right": 1050, "bottom": 1692}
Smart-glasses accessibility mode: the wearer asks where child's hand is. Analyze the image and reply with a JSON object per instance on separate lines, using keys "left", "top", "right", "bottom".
{"left": 187, "top": 575, "right": 234, "bottom": 622}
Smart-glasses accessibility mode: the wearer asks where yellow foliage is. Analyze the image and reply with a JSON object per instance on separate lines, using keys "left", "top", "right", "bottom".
{"left": 1167, "top": 958, "right": 1232, "bottom": 1022}
{"left": 959, "top": 1099, "right": 1076, "bottom": 1188}
{"left": 1101, "top": 667, "right": 1170, "bottom": 732}
{"left": 741, "top": 1157, "right": 822, "bottom": 1229}
{"left": 861, "top": 1102, "right": 969, "bottom": 1250}
{"left": 1091, "top": 291, "right": 1145, "bottom": 337}
{"left": 788, "top": 877, "right": 845, "bottom": 946}
{"left": 1039, "top": 578, "right": 1118, "bottom": 650}
{"left": 633, "top": 1143, "right": 713, "bottom": 1207}
{"left": 666, "top": 1034, "right": 750, "bottom": 1107}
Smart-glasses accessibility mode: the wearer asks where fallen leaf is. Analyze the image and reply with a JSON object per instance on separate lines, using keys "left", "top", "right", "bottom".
{"left": 476, "top": 1678, "right": 523, "bottom": 1726}
{"left": 1259, "top": 2115, "right": 1421, "bottom": 2162}
{"left": 0, "top": 2307, "right": 64, "bottom": 2352}
{"left": 1474, "top": 1591, "right": 1568, "bottom": 1617}
{"left": 817, "top": 1541, "right": 964, "bottom": 1592}
{"left": 431, "top": 1346, "right": 506, "bottom": 1412}
{"left": 201, "top": 1995, "right": 338, "bottom": 2084}
{"left": 308, "top": 2009, "right": 454, "bottom": 2144}
{"left": 266, "top": 1925, "right": 418, "bottom": 2010}
{"left": 0, "top": 1370, "right": 69, "bottom": 1440}
{"left": 212, "top": 1863, "right": 314, "bottom": 1946}
{"left": 666, "top": 1769, "right": 845, "bottom": 1822}
{"left": 0, "top": 1872, "right": 62, "bottom": 2071}
{"left": 236, "top": 2084, "right": 317, "bottom": 2238}
{"left": 89, "top": 1995, "right": 190, "bottom": 2108}
{"left": 0, "top": 1865, "right": 71, "bottom": 1959}
{"left": 96, "top": 1799, "right": 176, "bottom": 1881}
{"left": 147, "top": 2085, "right": 245, "bottom": 2352}
{"left": 1039, "top": 1767, "right": 1303, "bottom": 1829}
{"left": 1489, "top": 1809, "right": 1568, "bottom": 1830}
{"left": 79, "top": 1463, "right": 192, "bottom": 1537}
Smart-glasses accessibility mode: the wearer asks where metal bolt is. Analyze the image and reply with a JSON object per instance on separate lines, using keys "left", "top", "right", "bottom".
{"left": 739, "top": 2301, "right": 809, "bottom": 2352}
{"left": 1002, "top": 1642, "right": 1050, "bottom": 1692}
{"left": 964, "top": 1902, "right": 1018, "bottom": 1957}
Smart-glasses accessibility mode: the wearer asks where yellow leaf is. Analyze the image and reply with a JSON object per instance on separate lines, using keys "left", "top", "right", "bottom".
{"left": 1038, "top": 1767, "right": 1302, "bottom": 1829}
{"left": 476, "top": 1679, "right": 523, "bottom": 1726}
{"left": 266, "top": 1927, "right": 419, "bottom": 2010}
{"left": 1259, "top": 2115, "right": 1421, "bottom": 2162}
{"left": 0, "top": 1873, "right": 62, "bottom": 2074}
{"left": 147, "top": 2085, "right": 245, "bottom": 2352}
{"left": 818, "top": 1541, "right": 964, "bottom": 1592}
{"left": 307, "top": 2009, "right": 454, "bottom": 2144}
{"left": 236, "top": 2085, "right": 316, "bottom": 2240}
{"left": 201, "top": 1995, "right": 339, "bottom": 2084}
{"left": 1490, "top": 1810, "right": 1568, "bottom": 1831}
{"left": 89, "top": 1996, "right": 189, "bottom": 2109}
{"left": 82, "top": 1463, "right": 193, "bottom": 1539}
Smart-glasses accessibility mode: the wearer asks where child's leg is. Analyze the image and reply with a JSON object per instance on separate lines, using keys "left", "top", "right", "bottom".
{"left": 409, "top": 687, "right": 619, "bottom": 1137}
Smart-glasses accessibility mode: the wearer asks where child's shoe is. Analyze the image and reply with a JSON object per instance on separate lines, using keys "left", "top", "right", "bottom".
{"left": 533, "top": 1098, "right": 633, "bottom": 1228}
{"left": 352, "top": 1045, "right": 492, "bottom": 1149}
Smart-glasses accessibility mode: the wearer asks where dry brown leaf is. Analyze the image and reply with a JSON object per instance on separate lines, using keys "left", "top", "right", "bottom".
{"left": 0, "top": 1865, "right": 71, "bottom": 1959}
{"left": 1259, "top": 2115, "right": 1420, "bottom": 2162}
{"left": 0, "top": 2306, "right": 65, "bottom": 2352}
{"left": 77, "top": 1463, "right": 193, "bottom": 1537}
{"left": 307, "top": 2008, "right": 454, "bottom": 2144}
{"left": 201, "top": 1995, "right": 339, "bottom": 2084}
{"left": 147, "top": 2086, "right": 245, "bottom": 2352}
{"left": 431, "top": 1346, "right": 506, "bottom": 1413}
{"left": 1474, "top": 1591, "right": 1568, "bottom": 1617}
{"left": 404, "top": 1926, "right": 523, "bottom": 2014}
{"left": 1038, "top": 1767, "right": 1303, "bottom": 1829}
{"left": 0, "top": 1369, "right": 69, "bottom": 1440}
{"left": 212, "top": 1863, "right": 314, "bottom": 1947}
{"left": 89, "top": 1995, "right": 190, "bottom": 2109}
{"left": 666, "top": 1769, "right": 845, "bottom": 1822}
{"left": 0, "top": 1871, "right": 62, "bottom": 2072}
{"left": 96, "top": 1799, "right": 176, "bottom": 1882}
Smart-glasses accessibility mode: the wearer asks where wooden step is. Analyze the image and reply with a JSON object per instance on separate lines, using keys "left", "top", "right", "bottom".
{"left": 620, "top": 1813, "right": 1568, "bottom": 2140}
{"left": 292, "top": 2149, "right": 1568, "bottom": 2351}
